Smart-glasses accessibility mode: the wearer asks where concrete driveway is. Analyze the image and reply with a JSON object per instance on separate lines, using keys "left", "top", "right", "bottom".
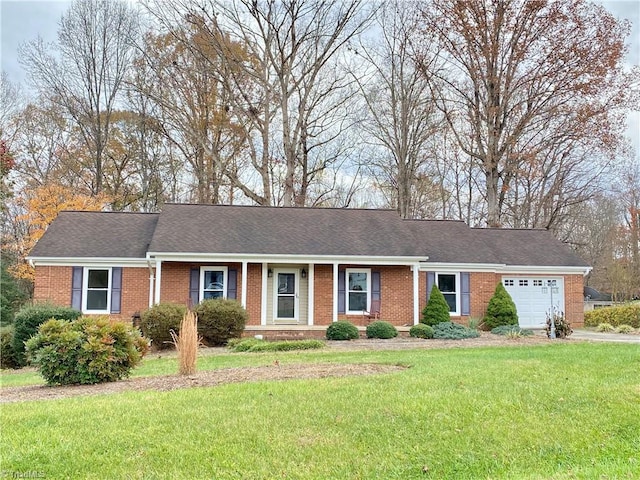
{"left": 571, "top": 329, "right": 640, "bottom": 344}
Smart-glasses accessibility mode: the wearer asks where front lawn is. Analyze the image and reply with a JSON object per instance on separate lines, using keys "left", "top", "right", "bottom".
{"left": 1, "top": 343, "right": 638, "bottom": 479}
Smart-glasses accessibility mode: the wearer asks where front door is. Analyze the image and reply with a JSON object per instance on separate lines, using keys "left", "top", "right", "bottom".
{"left": 274, "top": 270, "right": 299, "bottom": 322}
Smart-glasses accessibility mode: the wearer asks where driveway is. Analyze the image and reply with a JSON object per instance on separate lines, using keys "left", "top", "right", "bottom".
{"left": 571, "top": 329, "right": 640, "bottom": 344}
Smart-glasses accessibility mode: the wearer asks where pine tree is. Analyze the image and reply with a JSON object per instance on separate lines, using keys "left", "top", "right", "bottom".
{"left": 484, "top": 282, "right": 519, "bottom": 329}
{"left": 422, "top": 284, "right": 451, "bottom": 326}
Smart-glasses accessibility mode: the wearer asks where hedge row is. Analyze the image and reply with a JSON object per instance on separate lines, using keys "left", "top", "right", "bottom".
{"left": 584, "top": 303, "right": 640, "bottom": 328}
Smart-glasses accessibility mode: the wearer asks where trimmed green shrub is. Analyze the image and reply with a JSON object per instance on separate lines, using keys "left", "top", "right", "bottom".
{"left": 25, "top": 317, "right": 150, "bottom": 385}
{"left": 616, "top": 324, "right": 635, "bottom": 334}
{"left": 433, "top": 322, "right": 480, "bottom": 340}
{"left": 229, "top": 338, "right": 325, "bottom": 352}
{"left": 584, "top": 303, "right": 640, "bottom": 328}
{"left": 194, "top": 299, "right": 247, "bottom": 346}
{"left": 596, "top": 322, "right": 615, "bottom": 332}
{"left": 409, "top": 323, "right": 434, "bottom": 339}
{"left": 484, "top": 283, "right": 518, "bottom": 329}
{"left": 326, "top": 321, "right": 359, "bottom": 340}
{"left": 366, "top": 321, "right": 398, "bottom": 339}
{"left": 12, "top": 303, "right": 81, "bottom": 366}
{"left": 491, "top": 325, "right": 534, "bottom": 336}
{"left": 0, "top": 325, "right": 19, "bottom": 369}
{"left": 422, "top": 285, "right": 451, "bottom": 326}
{"left": 140, "top": 302, "right": 187, "bottom": 350}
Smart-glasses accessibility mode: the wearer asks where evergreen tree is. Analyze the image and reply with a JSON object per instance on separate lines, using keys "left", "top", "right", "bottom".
{"left": 484, "top": 282, "right": 519, "bottom": 329}
{"left": 422, "top": 284, "right": 451, "bottom": 326}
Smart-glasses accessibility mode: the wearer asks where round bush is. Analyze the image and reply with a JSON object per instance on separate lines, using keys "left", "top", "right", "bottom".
{"left": 616, "top": 324, "right": 635, "bottom": 334}
{"left": 12, "top": 303, "right": 82, "bottom": 366}
{"left": 484, "top": 283, "right": 518, "bottom": 329}
{"left": 25, "top": 317, "right": 150, "bottom": 385}
{"left": 194, "top": 299, "right": 247, "bottom": 346}
{"left": 422, "top": 285, "right": 451, "bottom": 326}
{"left": 326, "top": 321, "right": 359, "bottom": 340}
{"left": 140, "top": 303, "right": 187, "bottom": 349}
{"left": 409, "top": 323, "right": 434, "bottom": 339}
{"left": 366, "top": 321, "right": 398, "bottom": 339}
{"left": 0, "top": 325, "right": 18, "bottom": 369}
{"left": 433, "top": 321, "right": 480, "bottom": 340}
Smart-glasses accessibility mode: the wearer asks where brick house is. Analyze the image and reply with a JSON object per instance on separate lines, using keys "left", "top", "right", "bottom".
{"left": 27, "top": 204, "right": 590, "bottom": 338}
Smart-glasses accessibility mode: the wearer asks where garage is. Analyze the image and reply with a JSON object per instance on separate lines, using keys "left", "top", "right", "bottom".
{"left": 502, "top": 277, "right": 564, "bottom": 329}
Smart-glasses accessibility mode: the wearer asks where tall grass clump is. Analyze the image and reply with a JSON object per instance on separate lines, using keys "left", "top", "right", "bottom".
{"left": 170, "top": 310, "right": 200, "bottom": 375}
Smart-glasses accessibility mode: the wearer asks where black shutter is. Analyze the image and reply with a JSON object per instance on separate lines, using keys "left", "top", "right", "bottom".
{"left": 338, "top": 270, "right": 345, "bottom": 314}
{"left": 371, "top": 271, "right": 381, "bottom": 303}
{"left": 189, "top": 268, "right": 199, "bottom": 307}
{"left": 461, "top": 272, "right": 470, "bottom": 316}
{"left": 71, "top": 267, "right": 83, "bottom": 311}
{"left": 426, "top": 272, "right": 435, "bottom": 302}
{"left": 110, "top": 267, "right": 122, "bottom": 314}
{"left": 227, "top": 269, "right": 237, "bottom": 299}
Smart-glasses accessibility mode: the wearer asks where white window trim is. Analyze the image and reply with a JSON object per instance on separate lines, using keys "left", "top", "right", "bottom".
{"left": 346, "top": 268, "right": 371, "bottom": 315}
{"left": 82, "top": 267, "right": 112, "bottom": 314}
{"left": 435, "top": 272, "right": 460, "bottom": 316}
{"left": 273, "top": 268, "right": 300, "bottom": 321}
{"left": 199, "top": 266, "right": 228, "bottom": 302}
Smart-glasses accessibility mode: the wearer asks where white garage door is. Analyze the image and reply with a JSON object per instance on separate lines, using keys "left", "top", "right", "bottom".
{"left": 502, "top": 277, "right": 564, "bottom": 329}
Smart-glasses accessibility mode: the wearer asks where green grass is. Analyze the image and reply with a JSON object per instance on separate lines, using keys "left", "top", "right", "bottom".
{"left": 1, "top": 343, "right": 639, "bottom": 479}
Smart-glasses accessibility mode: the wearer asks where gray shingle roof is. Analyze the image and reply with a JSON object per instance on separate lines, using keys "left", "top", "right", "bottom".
{"left": 28, "top": 211, "right": 159, "bottom": 258}
{"left": 149, "top": 204, "right": 424, "bottom": 257}
{"left": 29, "top": 204, "right": 589, "bottom": 268}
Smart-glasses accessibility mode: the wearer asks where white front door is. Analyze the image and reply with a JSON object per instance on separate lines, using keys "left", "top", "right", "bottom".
{"left": 502, "top": 277, "right": 565, "bottom": 328}
{"left": 273, "top": 269, "right": 299, "bottom": 322}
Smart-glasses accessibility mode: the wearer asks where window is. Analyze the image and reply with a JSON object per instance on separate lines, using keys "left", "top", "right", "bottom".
{"left": 519, "top": 279, "right": 529, "bottom": 287}
{"left": 346, "top": 269, "right": 371, "bottom": 314}
{"left": 503, "top": 279, "right": 514, "bottom": 286}
{"left": 533, "top": 279, "right": 543, "bottom": 287}
{"left": 200, "top": 267, "right": 228, "bottom": 301}
{"left": 436, "top": 273, "right": 459, "bottom": 315}
{"left": 83, "top": 267, "right": 111, "bottom": 313}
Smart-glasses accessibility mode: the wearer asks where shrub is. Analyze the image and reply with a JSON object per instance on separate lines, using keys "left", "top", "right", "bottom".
{"left": 0, "top": 325, "right": 19, "bottom": 369}
{"left": 140, "top": 303, "right": 187, "bottom": 350}
{"left": 1, "top": 262, "right": 29, "bottom": 326}
{"left": 615, "top": 324, "right": 635, "bottom": 334}
{"left": 484, "top": 283, "right": 518, "bottom": 329}
{"left": 409, "top": 323, "right": 434, "bottom": 339}
{"left": 326, "top": 321, "right": 359, "bottom": 340}
{"left": 229, "top": 338, "right": 325, "bottom": 352}
{"left": 433, "top": 322, "right": 480, "bottom": 340}
{"left": 491, "top": 325, "right": 534, "bottom": 336}
{"left": 545, "top": 311, "right": 572, "bottom": 339}
{"left": 366, "top": 321, "right": 398, "bottom": 339}
{"left": 25, "top": 317, "right": 150, "bottom": 385}
{"left": 584, "top": 303, "right": 640, "bottom": 328}
{"left": 596, "top": 322, "right": 615, "bottom": 333}
{"left": 12, "top": 303, "right": 81, "bottom": 366}
{"left": 421, "top": 285, "right": 451, "bottom": 326}
{"left": 194, "top": 299, "right": 247, "bottom": 346}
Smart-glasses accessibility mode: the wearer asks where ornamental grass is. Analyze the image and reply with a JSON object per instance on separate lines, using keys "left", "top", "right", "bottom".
{"left": 170, "top": 310, "right": 200, "bottom": 375}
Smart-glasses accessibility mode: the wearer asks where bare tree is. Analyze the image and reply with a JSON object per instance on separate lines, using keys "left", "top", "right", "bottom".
{"left": 19, "top": 0, "right": 140, "bottom": 195}
{"left": 148, "top": 0, "right": 374, "bottom": 206}
{"left": 419, "top": 0, "right": 631, "bottom": 227}
{"left": 352, "top": 0, "right": 442, "bottom": 218}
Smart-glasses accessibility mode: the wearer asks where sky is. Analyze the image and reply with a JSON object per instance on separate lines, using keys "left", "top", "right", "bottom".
{"left": 1, "top": 0, "right": 639, "bottom": 154}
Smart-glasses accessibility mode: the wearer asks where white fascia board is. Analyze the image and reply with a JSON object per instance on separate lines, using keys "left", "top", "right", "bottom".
{"left": 147, "top": 252, "right": 428, "bottom": 266}
{"left": 27, "top": 257, "right": 149, "bottom": 267}
{"left": 420, "top": 262, "right": 590, "bottom": 275}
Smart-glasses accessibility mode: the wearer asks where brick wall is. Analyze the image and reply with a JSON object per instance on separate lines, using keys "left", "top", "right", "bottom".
{"left": 245, "top": 264, "right": 262, "bottom": 325}
{"left": 313, "top": 265, "right": 334, "bottom": 326}
{"left": 33, "top": 266, "right": 72, "bottom": 306}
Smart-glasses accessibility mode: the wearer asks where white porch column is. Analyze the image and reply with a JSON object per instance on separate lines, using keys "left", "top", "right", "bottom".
{"left": 241, "top": 261, "right": 248, "bottom": 309}
{"left": 261, "top": 263, "right": 268, "bottom": 325}
{"left": 154, "top": 259, "right": 162, "bottom": 305}
{"left": 332, "top": 262, "right": 339, "bottom": 323}
{"left": 413, "top": 263, "right": 420, "bottom": 325}
{"left": 308, "top": 264, "right": 314, "bottom": 325}
{"left": 148, "top": 271, "right": 154, "bottom": 308}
